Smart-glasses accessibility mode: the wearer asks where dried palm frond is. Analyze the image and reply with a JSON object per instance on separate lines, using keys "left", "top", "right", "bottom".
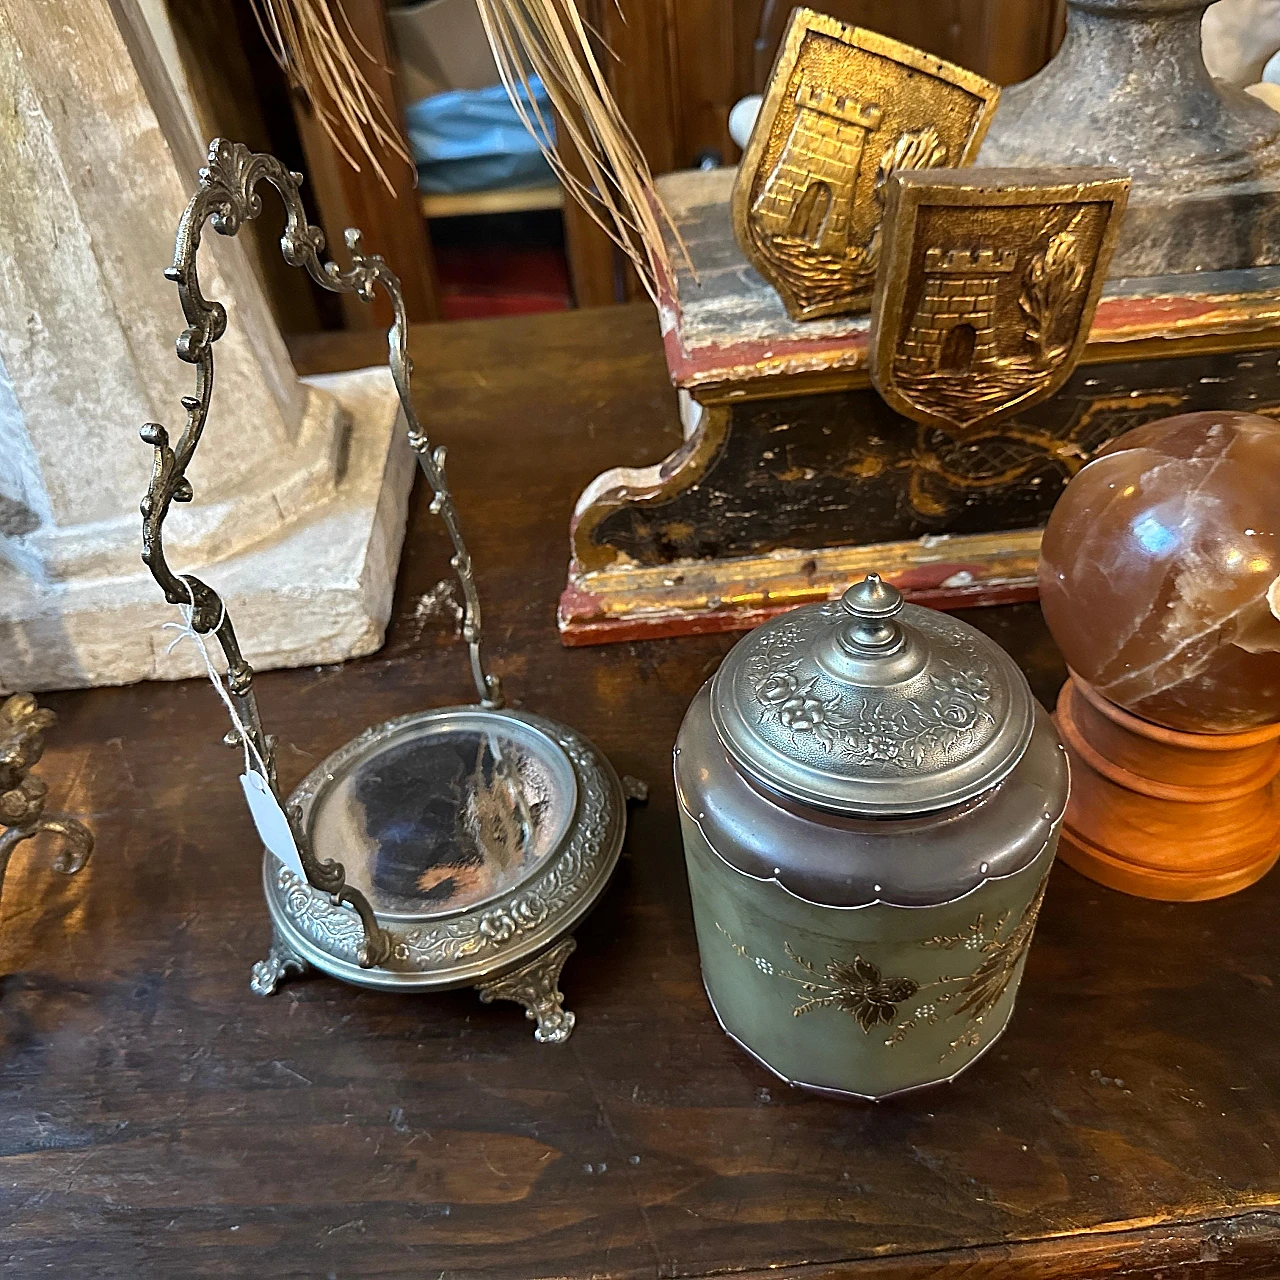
{"left": 475, "top": 0, "right": 686, "bottom": 303}
{"left": 249, "top": 0, "right": 411, "bottom": 196}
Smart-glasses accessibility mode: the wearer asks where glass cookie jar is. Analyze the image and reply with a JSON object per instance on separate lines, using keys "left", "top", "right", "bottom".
{"left": 674, "top": 575, "right": 1068, "bottom": 1100}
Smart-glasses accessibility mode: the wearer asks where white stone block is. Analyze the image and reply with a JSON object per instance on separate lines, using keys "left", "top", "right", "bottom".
{"left": 0, "top": 367, "right": 415, "bottom": 692}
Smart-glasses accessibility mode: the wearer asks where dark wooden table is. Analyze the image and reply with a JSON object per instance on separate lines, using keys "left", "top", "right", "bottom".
{"left": 4, "top": 306, "right": 1278, "bottom": 1278}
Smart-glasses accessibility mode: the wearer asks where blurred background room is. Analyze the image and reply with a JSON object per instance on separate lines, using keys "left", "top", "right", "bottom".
{"left": 141, "top": 0, "right": 1082, "bottom": 329}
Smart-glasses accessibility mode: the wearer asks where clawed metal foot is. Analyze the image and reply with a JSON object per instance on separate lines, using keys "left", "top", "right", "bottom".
{"left": 476, "top": 936, "right": 577, "bottom": 1043}
{"left": 250, "top": 930, "right": 310, "bottom": 996}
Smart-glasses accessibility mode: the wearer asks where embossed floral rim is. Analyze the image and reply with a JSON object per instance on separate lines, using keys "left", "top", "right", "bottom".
{"left": 709, "top": 594, "right": 1037, "bottom": 817}
{"left": 743, "top": 607, "right": 998, "bottom": 769}
{"left": 262, "top": 706, "right": 627, "bottom": 990}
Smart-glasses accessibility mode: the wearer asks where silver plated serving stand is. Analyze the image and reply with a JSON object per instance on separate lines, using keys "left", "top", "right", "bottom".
{"left": 139, "top": 139, "right": 639, "bottom": 1042}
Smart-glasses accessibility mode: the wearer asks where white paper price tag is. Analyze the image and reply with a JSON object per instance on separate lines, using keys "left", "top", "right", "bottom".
{"left": 239, "top": 770, "right": 307, "bottom": 880}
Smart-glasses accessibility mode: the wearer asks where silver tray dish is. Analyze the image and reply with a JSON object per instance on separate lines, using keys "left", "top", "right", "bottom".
{"left": 252, "top": 707, "right": 629, "bottom": 1041}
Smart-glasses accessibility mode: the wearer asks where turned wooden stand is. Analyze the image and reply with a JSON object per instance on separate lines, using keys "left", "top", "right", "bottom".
{"left": 1055, "top": 673, "right": 1280, "bottom": 900}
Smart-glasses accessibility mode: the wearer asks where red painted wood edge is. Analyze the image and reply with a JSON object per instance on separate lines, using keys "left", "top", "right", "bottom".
{"left": 557, "top": 578, "right": 1040, "bottom": 647}
{"left": 659, "top": 282, "right": 1280, "bottom": 391}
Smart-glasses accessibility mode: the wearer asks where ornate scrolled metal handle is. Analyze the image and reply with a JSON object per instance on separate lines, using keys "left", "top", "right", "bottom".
{"left": 140, "top": 139, "right": 504, "bottom": 970}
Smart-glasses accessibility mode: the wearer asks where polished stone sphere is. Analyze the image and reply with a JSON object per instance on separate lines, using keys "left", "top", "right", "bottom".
{"left": 1039, "top": 410, "right": 1280, "bottom": 733}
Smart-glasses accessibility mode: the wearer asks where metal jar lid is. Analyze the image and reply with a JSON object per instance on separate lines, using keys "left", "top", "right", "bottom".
{"left": 710, "top": 575, "right": 1035, "bottom": 816}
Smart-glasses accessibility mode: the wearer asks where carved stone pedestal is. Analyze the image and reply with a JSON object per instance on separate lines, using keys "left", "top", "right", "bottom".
{"left": 1, "top": 368, "right": 413, "bottom": 692}
{"left": 1055, "top": 674, "right": 1280, "bottom": 900}
{"left": 0, "top": 0, "right": 413, "bottom": 692}
{"left": 980, "top": 0, "right": 1280, "bottom": 276}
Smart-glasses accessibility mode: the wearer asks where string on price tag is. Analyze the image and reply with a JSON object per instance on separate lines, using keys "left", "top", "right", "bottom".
{"left": 164, "top": 585, "right": 306, "bottom": 880}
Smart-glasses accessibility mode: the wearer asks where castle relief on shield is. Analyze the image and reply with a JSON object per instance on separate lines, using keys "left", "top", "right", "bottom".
{"left": 870, "top": 169, "right": 1131, "bottom": 436}
{"left": 732, "top": 8, "right": 1000, "bottom": 322}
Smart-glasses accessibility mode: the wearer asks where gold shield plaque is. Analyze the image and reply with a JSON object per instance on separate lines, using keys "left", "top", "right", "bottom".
{"left": 732, "top": 10, "right": 1000, "bottom": 323}
{"left": 869, "top": 168, "right": 1131, "bottom": 435}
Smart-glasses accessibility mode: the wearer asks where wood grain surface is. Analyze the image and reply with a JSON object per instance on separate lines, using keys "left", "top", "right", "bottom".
{"left": 1, "top": 306, "right": 1277, "bottom": 1278}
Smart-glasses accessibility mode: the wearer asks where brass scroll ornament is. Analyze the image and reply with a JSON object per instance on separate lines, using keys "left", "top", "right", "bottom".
{"left": 0, "top": 694, "right": 93, "bottom": 913}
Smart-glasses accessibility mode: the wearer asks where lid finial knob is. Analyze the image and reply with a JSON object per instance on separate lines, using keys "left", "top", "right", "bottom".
{"left": 838, "top": 573, "right": 904, "bottom": 654}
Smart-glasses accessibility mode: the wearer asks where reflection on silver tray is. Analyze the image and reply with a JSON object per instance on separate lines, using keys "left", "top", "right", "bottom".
{"left": 312, "top": 711, "right": 578, "bottom": 919}
{"left": 263, "top": 707, "right": 627, "bottom": 992}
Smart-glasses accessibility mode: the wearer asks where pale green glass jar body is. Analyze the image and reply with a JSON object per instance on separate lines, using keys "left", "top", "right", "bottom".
{"left": 674, "top": 577, "right": 1069, "bottom": 1100}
